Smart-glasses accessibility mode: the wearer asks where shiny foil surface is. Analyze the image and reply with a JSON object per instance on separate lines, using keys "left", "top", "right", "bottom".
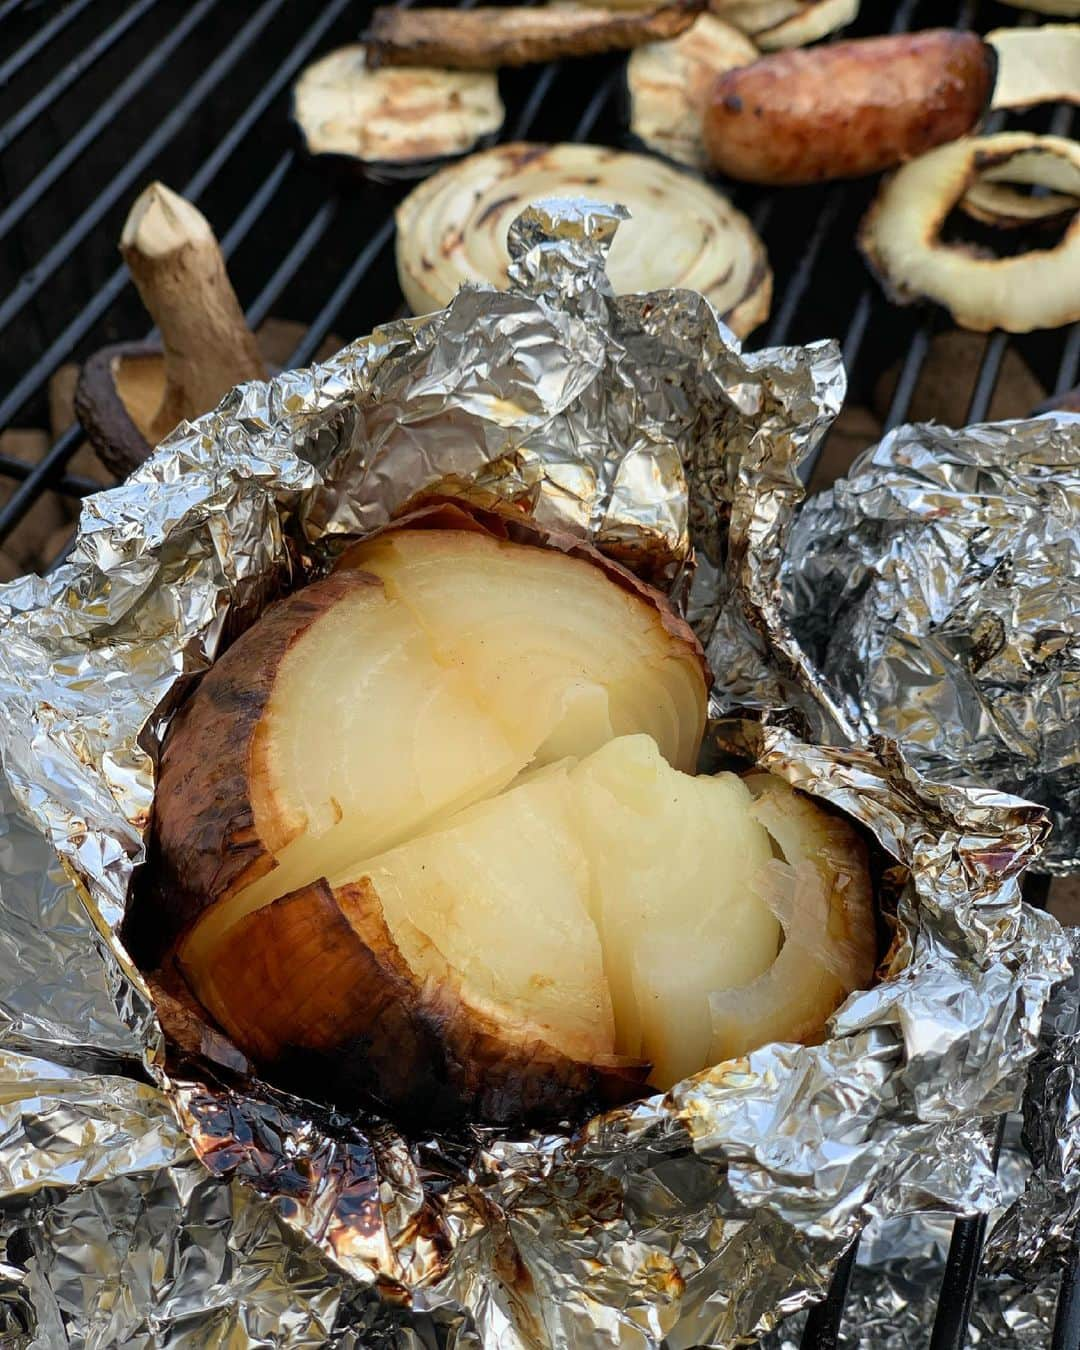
{"left": 0, "top": 203, "right": 1071, "bottom": 1347}
{"left": 782, "top": 418, "right": 1080, "bottom": 872}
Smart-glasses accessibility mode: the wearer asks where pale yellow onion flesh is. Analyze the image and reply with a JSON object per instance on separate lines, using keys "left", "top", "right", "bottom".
{"left": 346, "top": 762, "right": 614, "bottom": 1062}
{"left": 181, "top": 531, "right": 706, "bottom": 972}
{"left": 293, "top": 44, "right": 503, "bottom": 165}
{"left": 860, "top": 133, "right": 1080, "bottom": 332}
{"left": 710, "top": 779, "right": 876, "bottom": 1062}
{"left": 628, "top": 15, "right": 758, "bottom": 169}
{"left": 989, "top": 25, "right": 1080, "bottom": 111}
{"left": 341, "top": 529, "right": 706, "bottom": 775}
{"left": 394, "top": 141, "right": 772, "bottom": 337}
{"left": 961, "top": 148, "right": 1080, "bottom": 228}
{"left": 754, "top": 0, "right": 858, "bottom": 49}
{"left": 571, "top": 734, "right": 779, "bottom": 1087}
{"left": 707, "top": 0, "right": 857, "bottom": 44}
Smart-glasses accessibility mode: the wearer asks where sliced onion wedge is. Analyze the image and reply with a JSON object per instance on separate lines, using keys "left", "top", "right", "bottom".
{"left": 628, "top": 14, "right": 758, "bottom": 169}
{"left": 859, "top": 132, "right": 1080, "bottom": 332}
{"left": 395, "top": 141, "right": 772, "bottom": 337}
{"left": 989, "top": 25, "right": 1080, "bottom": 110}
{"left": 292, "top": 45, "right": 503, "bottom": 176}
{"left": 710, "top": 777, "right": 876, "bottom": 1062}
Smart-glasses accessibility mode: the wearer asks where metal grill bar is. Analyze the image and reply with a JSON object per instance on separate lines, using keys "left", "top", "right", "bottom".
{"left": 0, "top": 0, "right": 289, "bottom": 332}
{"left": 0, "top": 0, "right": 159, "bottom": 157}
{"left": 0, "top": 0, "right": 96, "bottom": 88}
{"left": 0, "top": 0, "right": 351, "bottom": 433}
{"left": 800, "top": 1238, "right": 859, "bottom": 1350}
{"left": 0, "top": 0, "right": 220, "bottom": 246}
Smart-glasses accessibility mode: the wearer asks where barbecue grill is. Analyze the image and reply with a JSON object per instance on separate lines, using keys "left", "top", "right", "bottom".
{"left": 1, "top": 1, "right": 1077, "bottom": 1346}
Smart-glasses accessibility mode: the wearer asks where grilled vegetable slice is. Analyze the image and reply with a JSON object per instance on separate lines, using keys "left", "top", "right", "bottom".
{"left": 365, "top": 1, "right": 703, "bottom": 69}
{"left": 998, "top": 0, "right": 1080, "bottom": 14}
{"left": 627, "top": 14, "right": 758, "bottom": 168}
{"left": 395, "top": 141, "right": 772, "bottom": 336}
{"left": 988, "top": 25, "right": 1080, "bottom": 110}
{"left": 292, "top": 45, "right": 503, "bottom": 172}
{"left": 859, "top": 133, "right": 1080, "bottom": 332}
{"left": 708, "top": 0, "right": 857, "bottom": 47}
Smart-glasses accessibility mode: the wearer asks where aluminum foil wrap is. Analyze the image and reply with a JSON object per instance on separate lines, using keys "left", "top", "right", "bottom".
{"left": 0, "top": 202, "right": 1071, "bottom": 1348}
{"left": 782, "top": 418, "right": 1080, "bottom": 872}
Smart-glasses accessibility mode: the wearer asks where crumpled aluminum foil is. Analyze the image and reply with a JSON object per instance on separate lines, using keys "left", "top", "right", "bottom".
{"left": 781, "top": 418, "right": 1080, "bottom": 872}
{"left": 984, "top": 925, "right": 1080, "bottom": 1280}
{"left": 0, "top": 201, "right": 1072, "bottom": 1347}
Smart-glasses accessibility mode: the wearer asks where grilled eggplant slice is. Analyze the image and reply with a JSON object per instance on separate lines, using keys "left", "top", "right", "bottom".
{"left": 292, "top": 44, "right": 504, "bottom": 181}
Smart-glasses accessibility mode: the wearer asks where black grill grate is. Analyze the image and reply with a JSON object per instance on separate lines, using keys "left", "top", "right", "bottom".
{"left": 0, "top": 2, "right": 1076, "bottom": 1345}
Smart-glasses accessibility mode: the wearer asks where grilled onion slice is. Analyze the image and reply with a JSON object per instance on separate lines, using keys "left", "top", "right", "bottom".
{"left": 859, "top": 133, "right": 1080, "bottom": 332}
{"left": 395, "top": 141, "right": 772, "bottom": 336}
{"left": 708, "top": 0, "right": 858, "bottom": 47}
{"left": 627, "top": 14, "right": 758, "bottom": 168}
{"left": 988, "top": 25, "right": 1080, "bottom": 110}
{"left": 999, "top": 0, "right": 1080, "bottom": 14}
{"left": 365, "top": 1, "right": 703, "bottom": 69}
{"left": 292, "top": 45, "right": 503, "bottom": 177}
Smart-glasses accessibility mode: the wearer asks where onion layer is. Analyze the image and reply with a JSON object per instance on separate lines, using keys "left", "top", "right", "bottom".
{"left": 628, "top": 14, "right": 758, "bottom": 169}
{"left": 859, "top": 132, "right": 1080, "bottom": 332}
{"left": 394, "top": 141, "right": 772, "bottom": 337}
{"left": 989, "top": 25, "right": 1080, "bottom": 111}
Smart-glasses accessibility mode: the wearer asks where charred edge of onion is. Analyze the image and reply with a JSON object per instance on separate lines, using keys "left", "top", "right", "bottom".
{"left": 858, "top": 135, "right": 1080, "bottom": 331}
{"left": 180, "top": 874, "right": 649, "bottom": 1127}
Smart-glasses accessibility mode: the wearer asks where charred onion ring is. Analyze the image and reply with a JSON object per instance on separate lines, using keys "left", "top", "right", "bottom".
{"left": 859, "top": 133, "right": 1080, "bottom": 333}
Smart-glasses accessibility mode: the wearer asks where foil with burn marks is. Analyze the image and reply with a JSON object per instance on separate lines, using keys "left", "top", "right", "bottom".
{"left": 0, "top": 202, "right": 1071, "bottom": 1346}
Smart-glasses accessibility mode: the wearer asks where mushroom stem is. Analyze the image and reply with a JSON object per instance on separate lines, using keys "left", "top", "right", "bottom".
{"left": 119, "top": 182, "right": 266, "bottom": 443}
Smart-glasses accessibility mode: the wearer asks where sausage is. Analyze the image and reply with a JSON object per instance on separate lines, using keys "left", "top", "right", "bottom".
{"left": 703, "top": 30, "right": 996, "bottom": 186}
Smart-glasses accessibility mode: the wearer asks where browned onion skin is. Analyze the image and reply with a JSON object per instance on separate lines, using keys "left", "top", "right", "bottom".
{"left": 187, "top": 876, "right": 648, "bottom": 1125}
{"left": 704, "top": 30, "right": 996, "bottom": 186}
{"left": 135, "top": 569, "right": 381, "bottom": 965}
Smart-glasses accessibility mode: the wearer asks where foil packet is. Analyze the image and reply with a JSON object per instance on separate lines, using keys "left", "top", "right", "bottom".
{"left": 0, "top": 202, "right": 1071, "bottom": 1348}
{"left": 781, "top": 417, "right": 1080, "bottom": 872}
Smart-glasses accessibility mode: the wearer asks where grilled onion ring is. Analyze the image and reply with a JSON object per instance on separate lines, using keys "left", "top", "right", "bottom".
{"left": 395, "top": 141, "right": 772, "bottom": 337}
{"left": 859, "top": 133, "right": 1080, "bottom": 332}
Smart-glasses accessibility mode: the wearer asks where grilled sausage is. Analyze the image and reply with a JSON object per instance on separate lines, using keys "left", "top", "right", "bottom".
{"left": 703, "top": 30, "right": 996, "bottom": 186}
